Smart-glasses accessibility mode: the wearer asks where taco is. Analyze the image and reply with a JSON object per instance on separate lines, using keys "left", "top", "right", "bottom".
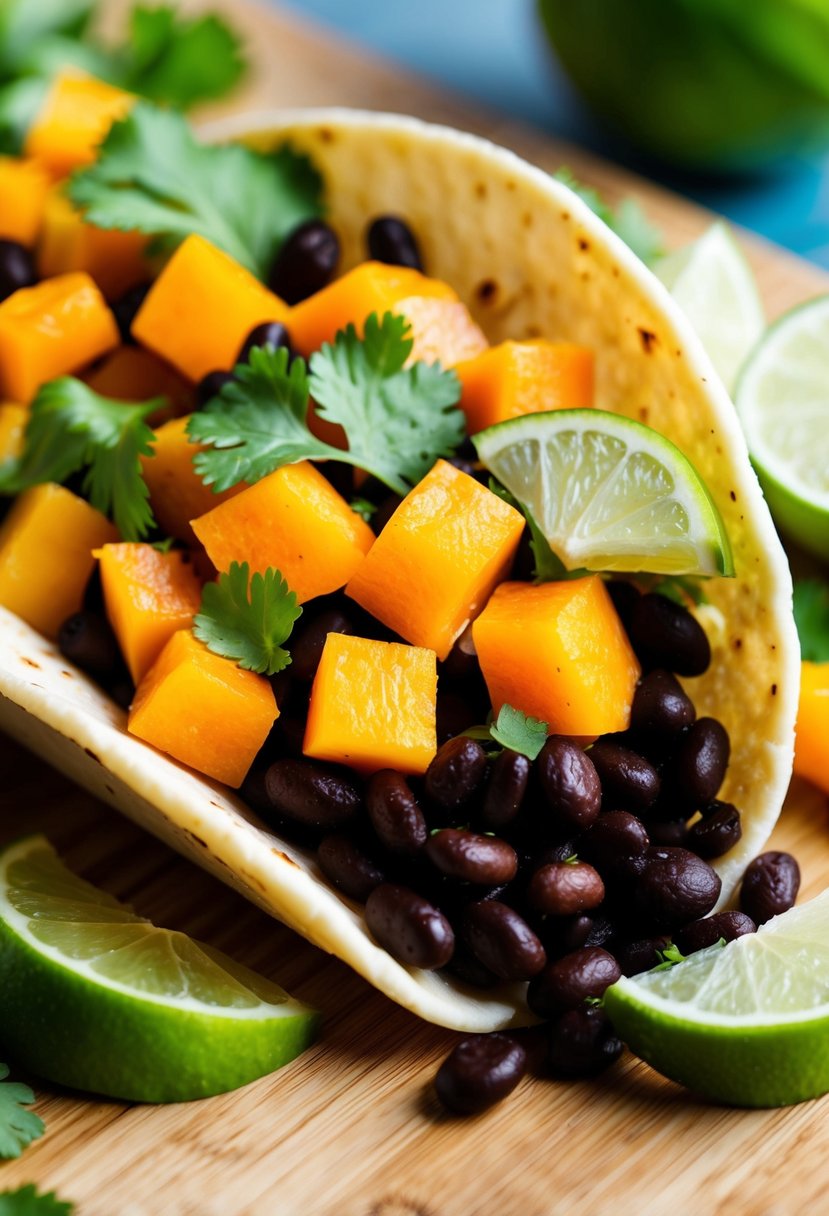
{"left": 0, "top": 108, "right": 799, "bottom": 1031}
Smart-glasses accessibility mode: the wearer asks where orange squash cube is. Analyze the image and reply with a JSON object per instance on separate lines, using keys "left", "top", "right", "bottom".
{"left": 95, "top": 543, "right": 204, "bottom": 684}
{"left": 25, "top": 73, "right": 134, "bottom": 179}
{"left": 289, "top": 261, "right": 457, "bottom": 358}
{"left": 794, "top": 661, "right": 829, "bottom": 794}
{"left": 0, "top": 158, "right": 50, "bottom": 245}
{"left": 132, "top": 234, "right": 289, "bottom": 383}
{"left": 84, "top": 347, "right": 193, "bottom": 423}
{"left": 0, "top": 403, "right": 28, "bottom": 463}
{"left": 472, "top": 577, "right": 641, "bottom": 737}
{"left": 140, "top": 416, "right": 242, "bottom": 545}
{"left": 192, "top": 461, "right": 374, "bottom": 604}
{"left": 128, "top": 629, "right": 277, "bottom": 787}
{"left": 456, "top": 340, "right": 595, "bottom": 435}
{"left": 346, "top": 460, "right": 524, "bottom": 660}
{"left": 0, "top": 271, "right": 118, "bottom": 402}
{"left": 399, "top": 296, "right": 488, "bottom": 368}
{"left": 38, "top": 188, "right": 149, "bottom": 301}
{"left": 0, "top": 483, "right": 117, "bottom": 637}
{"left": 304, "top": 633, "right": 437, "bottom": 775}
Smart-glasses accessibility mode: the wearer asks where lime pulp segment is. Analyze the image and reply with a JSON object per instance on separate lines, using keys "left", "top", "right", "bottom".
{"left": 474, "top": 409, "right": 733, "bottom": 576}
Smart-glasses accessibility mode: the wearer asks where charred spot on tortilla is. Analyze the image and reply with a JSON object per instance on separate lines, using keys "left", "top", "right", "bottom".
{"left": 638, "top": 327, "right": 658, "bottom": 353}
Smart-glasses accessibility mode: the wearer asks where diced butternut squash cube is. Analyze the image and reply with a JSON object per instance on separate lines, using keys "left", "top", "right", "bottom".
{"left": 472, "top": 577, "right": 641, "bottom": 736}
{"left": 456, "top": 340, "right": 595, "bottom": 434}
{"left": 38, "top": 188, "right": 149, "bottom": 300}
{"left": 0, "top": 403, "right": 28, "bottom": 463}
{"left": 84, "top": 346, "right": 192, "bottom": 423}
{"left": 0, "top": 271, "right": 118, "bottom": 402}
{"left": 140, "top": 416, "right": 242, "bottom": 545}
{"left": 0, "top": 158, "right": 49, "bottom": 245}
{"left": 346, "top": 460, "right": 524, "bottom": 660}
{"left": 398, "top": 296, "right": 488, "bottom": 368}
{"left": 289, "top": 261, "right": 457, "bottom": 358}
{"left": 132, "top": 234, "right": 289, "bottom": 382}
{"left": 794, "top": 661, "right": 829, "bottom": 794}
{"left": 304, "top": 633, "right": 437, "bottom": 775}
{"left": 128, "top": 629, "right": 277, "bottom": 787}
{"left": 25, "top": 73, "right": 134, "bottom": 179}
{"left": 192, "top": 461, "right": 374, "bottom": 604}
{"left": 0, "top": 483, "right": 117, "bottom": 637}
{"left": 95, "top": 543, "right": 204, "bottom": 684}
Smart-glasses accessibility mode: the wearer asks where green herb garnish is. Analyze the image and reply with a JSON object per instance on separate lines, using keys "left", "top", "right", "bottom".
{"left": 464, "top": 703, "right": 548, "bottom": 761}
{"left": 349, "top": 496, "right": 378, "bottom": 523}
{"left": 643, "top": 574, "right": 709, "bottom": 607}
{"left": 488, "top": 478, "right": 568, "bottom": 582}
{"left": 0, "top": 1064, "right": 44, "bottom": 1159}
{"left": 0, "top": 1186, "right": 73, "bottom": 1215}
{"left": 194, "top": 561, "right": 302, "bottom": 676}
{"left": 793, "top": 578, "right": 829, "bottom": 663}
{"left": 0, "top": 378, "right": 158, "bottom": 540}
{"left": 553, "top": 168, "right": 664, "bottom": 266}
{"left": 70, "top": 104, "right": 323, "bottom": 279}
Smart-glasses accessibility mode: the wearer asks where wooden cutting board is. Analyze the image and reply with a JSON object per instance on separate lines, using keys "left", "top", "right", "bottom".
{"left": 3, "top": 3, "right": 829, "bottom": 1213}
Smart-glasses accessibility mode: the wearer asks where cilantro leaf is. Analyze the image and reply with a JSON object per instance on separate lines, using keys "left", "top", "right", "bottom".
{"left": 0, "top": 1064, "right": 44, "bottom": 1159}
{"left": 69, "top": 104, "right": 323, "bottom": 279}
{"left": 0, "top": 1186, "right": 73, "bottom": 1216}
{"left": 194, "top": 562, "right": 302, "bottom": 676}
{"left": 553, "top": 168, "right": 664, "bottom": 266}
{"left": 120, "top": 6, "right": 245, "bottom": 108}
{"left": 489, "top": 704, "right": 549, "bottom": 760}
{"left": 0, "top": 378, "right": 158, "bottom": 540}
{"left": 309, "top": 312, "right": 464, "bottom": 495}
{"left": 488, "top": 478, "right": 567, "bottom": 582}
{"left": 793, "top": 579, "right": 829, "bottom": 663}
{"left": 644, "top": 574, "right": 709, "bottom": 607}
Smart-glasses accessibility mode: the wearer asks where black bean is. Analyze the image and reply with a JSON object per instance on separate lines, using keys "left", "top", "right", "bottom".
{"left": 264, "top": 758, "right": 362, "bottom": 830}
{"left": 687, "top": 801, "right": 742, "bottom": 859}
{"left": 537, "top": 737, "right": 602, "bottom": 830}
{"left": 527, "top": 946, "right": 621, "bottom": 1018}
{"left": 365, "top": 883, "right": 454, "bottom": 969}
{"left": 615, "top": 935, "right": 670, "bottom": 976}
{"left": 630, "top": 669, "right": 696, "bottom": 742}
{"left": 290, "top": 609, "right": 353, "bottom": 682}
{"left": 480, "top": 750, "right": 529, "bottom": 830}
{"left": 434, "top": 1033, "right": 526, "bottom": 1115}
{"left": 58, "top": 611, "right": 120, "bottom": 680}
{"left": 111, "top": 281, "right": 152, "bottom": 343}
{"left": 674, "top": 718, "right": 730, "bottom": 810}
{"left": 627, "top": 593, "right": 711, "bottom": 677}
{"left": 366, "top": 770, "right": 428, "bottom": 856}
{"left": 424, "top": 737, "right": 488, "bottom": 813}
{"left": 195, "top": 369, "right": 235, "bottom": 408}
{"left": 426, "top": 829, "right": 517, "bottom": 886}
{"left": 237, "top": 320, "right": 292, "bottom": 365}
{"left": 109, "top": 676, "right": 136, "bottom": 710}
{"left": 463, "top": 900, "right": 546, "bottom": 981}
{"left": 528, "top": 861, "right": 605, "bottom": 916}
{"left": 558, "top": 914, "right": 595, "bottom": 955}
{"left": 673, "top": 910, "right": 756, "bottom": 956}
{"left": 606, "top": 578, "right": 641, "bottom": 629}
{"left": 0, "top": 239, "right": 36, "bottom": 302}
{"left": 547, "top": 1007, "right": 623, "bottom": 1078}
{"left": 647, "top": 819, "right": 690, "bottom": 848}
{"left": 442, "top": 942, "right": 500, "bottom": 989}
{"left": 367, "top": 215, "right": 423, "bottom": 271}
{"left": 740, "top": 851, "right": 800, "bottom": 925}
{"left": 317, "top": 834, "right": 386, "bottom": 902}
{"left": 633, "top": 847, "right": 721, "bottom": 930}
{"left": 583, "top": 914, "right": 618, "bottom": 950}
{"left": 441, "top": 626, "right": 479, "bottom": 682}
{"left": 579, "top": 811, "right": 649, "bottom": 871}
{"left": 588, "top": 739, "right": 661, "bottom": 812}
{"left": 269, "top": 218, "right": 340, "bottom": 304}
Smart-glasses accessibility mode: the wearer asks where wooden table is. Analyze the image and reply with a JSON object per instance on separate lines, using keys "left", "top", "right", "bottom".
{"left": 3, "top": 3, "right": 829, "bottom": 1212}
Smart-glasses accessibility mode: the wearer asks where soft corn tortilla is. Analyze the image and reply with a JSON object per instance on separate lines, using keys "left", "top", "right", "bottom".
{"left": 0, "top": 110, "right": 799, "bottom": 1031}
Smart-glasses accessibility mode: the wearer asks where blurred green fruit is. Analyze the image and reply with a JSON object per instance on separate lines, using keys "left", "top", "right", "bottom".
{"left": 538, "top": 0, "right": 829, "bottom": 171}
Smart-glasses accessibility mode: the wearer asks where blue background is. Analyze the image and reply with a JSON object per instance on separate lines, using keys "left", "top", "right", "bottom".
{"left": 278, "top": 0, "right": 829, "bottom": 270}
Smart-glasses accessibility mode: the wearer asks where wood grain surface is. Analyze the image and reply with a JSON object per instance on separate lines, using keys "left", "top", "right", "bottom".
{"left": 3, "top": 3, "right": 829, "bottom": 1213}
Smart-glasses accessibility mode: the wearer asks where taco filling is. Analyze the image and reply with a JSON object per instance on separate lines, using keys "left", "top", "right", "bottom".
{"left": 0, "top": 92, "right": 798, "bottom": 1035}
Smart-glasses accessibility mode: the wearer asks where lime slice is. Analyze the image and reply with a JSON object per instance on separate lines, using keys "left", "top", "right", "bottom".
{"left": 735, "top": 295, "right": 829, "bottom": 560}
{"left": 474, "top": 409, "right": 733, "bottom": 576}
{"left": 654, "top": 222, "right": 765, "bottom": 394}
{"left": 0, "top": 835, "right": 318, "bottom": 1102}
{"left": 604, "top": 890, "right": 829, "bottom": 1107}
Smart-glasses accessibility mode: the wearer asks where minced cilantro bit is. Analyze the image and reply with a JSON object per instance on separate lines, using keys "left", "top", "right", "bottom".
{"left": 0, "top": 1185, "right": 74, "bottom": 1216}
{"left": 194, "top": 561, "right": 302, "bottom": 676}
{"left": 653, "top": 943, "right": 688, "bottom": 971}
{"left": 0, "top": 1064, "right": 44, "bottom": 1159}
{"left": 69, "top": 104, "right": 323, "bottom": 280}
{"left": 463, "top": 703, "right": 549, "bottom": 760}
{"left": 189, "top": 315, "right": 464, "bottom": 497}
{"left": 793, "top": 578, "right": 829, "bottom": 663}
{"left": 0, "top": 378, "right": 157, "bottom": 540}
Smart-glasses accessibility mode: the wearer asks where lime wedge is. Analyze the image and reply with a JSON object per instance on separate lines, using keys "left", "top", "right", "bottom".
{"left": 0, "top": 835, "right": 318, "bottom": 1102}
{"left": 735, "top": 295, "right": 829, "bottom": 560}
{"left": 604, "top": 890, "right": 829, "bottom": 1107}
{"left": 654, "top": 222, "right": 765, "bottom": 393}
{"left": 474, "top": 409, "right": 733, "bottom": 576}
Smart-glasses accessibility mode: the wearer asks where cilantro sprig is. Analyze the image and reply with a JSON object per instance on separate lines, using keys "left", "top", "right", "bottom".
{"left": 70, "top": 104, "right": 323, "bottom": 280}
{"left": 0, "top": 1064, "right": 44, "bottom": 1160}
{"left": 464, "top": 703, "right": 549, "bottom": 761}
{"left": 793, "top": 578, "right": 829, "bottom": 663}
{"left": 0, "top": 378, "right": 157, "bottom": 540}
{"left": 189, "top": 314, "right": 465, "bottom": 497}
{"left": 0, "top": 1186, "right": 73, "bottom": 1215}
{"left": 194, "top": 562, "right": 302, "bottom": 676}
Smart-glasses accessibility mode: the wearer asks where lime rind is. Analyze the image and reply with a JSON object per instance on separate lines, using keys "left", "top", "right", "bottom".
{"left": 474, "top": 409, "right": 733, "bottom": 577}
